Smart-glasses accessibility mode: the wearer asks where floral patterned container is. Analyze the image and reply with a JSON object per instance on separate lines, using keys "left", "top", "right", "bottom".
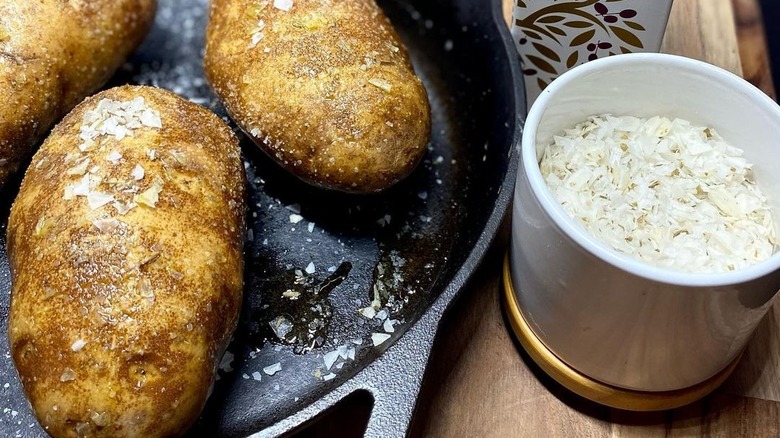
{"left": 512, "top": 0, "right": 674, "bottom": 106}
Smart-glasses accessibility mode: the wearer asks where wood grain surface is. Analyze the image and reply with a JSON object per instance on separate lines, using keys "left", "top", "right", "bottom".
{"left": 660, "top": 0, "right": 743, "bottom": 76}
{"left": 409, "top": 1, "right": 780, "bottom": 437}
{"left": 733, "top": 0, "right": 777, "bottom": 99}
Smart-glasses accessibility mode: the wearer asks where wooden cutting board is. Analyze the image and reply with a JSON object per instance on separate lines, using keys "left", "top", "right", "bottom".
{"left": 408, "top": 1, "right": 780, "bottom": 437}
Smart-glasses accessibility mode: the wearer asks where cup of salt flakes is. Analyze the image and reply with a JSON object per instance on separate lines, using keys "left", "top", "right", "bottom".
{"left": 505, "top": 53, "right": 780, "bottom": 411}
{"left": 512, "top": 0, "right": 673, "bottom": 107}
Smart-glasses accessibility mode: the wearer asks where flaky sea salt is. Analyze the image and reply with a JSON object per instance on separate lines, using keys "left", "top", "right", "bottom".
{"left": 87, "top": 192, "right": 114, "bottom": 210}
{"left": 131, "top": 164, "right": 145, "bottom": 181}
{"left": 92, "top": 218, "right": 121, "bottom": 233}
{"left": 273, "top": 0, "right": 293, "bottom": 11}
{"left": 249, "top": 20, "right": 266, "bottom": 48}
{"left": 106, "top": 150, "right": 122, "bottom": 164}
{"left": 64, "top": 174, "right": 92, "bottom": 200}
{"left": 78, "top": 97, "right": 162, "bottom": 148}
{"left": 540, "top": 115, "right": 777, "bottom": 273}
{"left": 65, "top": 98, "right": 162, "bottom": 206}
{"left": 371, "top": 333, "right": 391, "bottom": 346}
{"left": 263, "top": 362, "right": 282, "bottom": 376}
{"left": 134, "top": 177, "right": 164, "bottom": 208}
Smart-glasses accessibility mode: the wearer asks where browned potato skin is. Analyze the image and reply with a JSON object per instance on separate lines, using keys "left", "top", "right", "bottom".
{"left": 0, "top": 0, "right": 156, "bottom": 189}
{"left": 205, "top": 0, "right": 431, "bottom": 193}
{"left": 7, "top": 86, "right": 246, "bottom": 438}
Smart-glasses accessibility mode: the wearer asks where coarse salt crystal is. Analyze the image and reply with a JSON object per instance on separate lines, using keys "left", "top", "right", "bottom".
{"left": 249, "top": 20, "right": 266, "bottom": 48}
{"left": 273, "top": 0, "right": 293, "bottom": 11}
{"left": 371, "top": 333, "right": 391, "bottom": 346}
{"left": 358, "top": 306, "right": 376, "bottom": 319}
{"left": 67, "top": 158, "right": 91, "bottom": 176}
{"left": 114, "top": 201, "right": 137, "bottom": 215}
{"left": 60, "top": 368, "right": 76, "bottom": 382}
{"left": 70, "top": 339, "right": 87, "bottom": 352}
{"left": 282, "top": 290, "right": 300, "bottom": 300}
{"left": 87, "top": 192, "right": 114, "bottom": 210}
{"left": 140, "top": 109, "right": 162, "bottom": 129}
{"left": 323, "top": 350, "right": 340, "bottom": 370}
{"left": 131, "top": 164, "right": 145, "bottom": 181}
{"left": 540, "top": 115, "right": 777, "bottom": 273}
{"left": 219, "top": 351, "right": 235, "bottom": 373}
{"left": 92, "top": 218, "right": 120, "bottom": 233}
{"left": 263, "top": 362, "right": 282, "bottom": 376}
{"left": 383, "top": 319, "right": 397, "bottom": 333}
{"left": 64, "top": 174, "right": 91, "bottom": 200}
{"left": 305, "top": 262, "right": 315, "bottom": 274}
{"left": 134, "top": 177, "right": 163, "bottom": 208}
{"left": 106, "top": 150, "right": 122, "bottom": 164}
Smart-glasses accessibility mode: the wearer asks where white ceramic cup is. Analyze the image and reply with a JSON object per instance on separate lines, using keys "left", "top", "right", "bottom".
{"left": 511, "top": 53, "right": 780, "bottom": 392}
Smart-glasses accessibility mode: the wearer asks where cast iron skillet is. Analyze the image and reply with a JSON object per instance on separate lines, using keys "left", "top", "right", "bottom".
{"left": 0, "top": 0, "right": 524, "bottom": 436}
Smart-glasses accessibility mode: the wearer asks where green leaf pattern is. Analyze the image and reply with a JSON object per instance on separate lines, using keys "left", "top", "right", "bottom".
{"left": 513, "top": 0, "right": 654, "bottom": 94}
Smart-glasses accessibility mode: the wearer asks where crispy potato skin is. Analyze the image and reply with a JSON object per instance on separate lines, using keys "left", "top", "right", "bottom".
{"left": 204, "top": 0, "right": 431, "bottom": 193}
{"left": 7, "top": 86, "right": 246, "bottom": 438}
{"left": 0, "top": 0, "right": 156, "bottom": 189}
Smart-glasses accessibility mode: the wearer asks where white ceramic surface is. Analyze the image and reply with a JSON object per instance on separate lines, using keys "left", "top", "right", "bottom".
{"left": 512, "top": 0, "right": 673, "bottom": 107}
{"left": 511, "top": 53, "right": 780, "bottom": 391}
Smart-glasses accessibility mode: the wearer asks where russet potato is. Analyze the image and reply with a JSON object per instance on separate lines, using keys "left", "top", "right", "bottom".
{"left": 205, "top": 0, "right": 431, "bottom": 193}
{"left": 7, "top": 86, "right": 246, "bottom": 438}
{"left": 0, "top": 0, "right": 156, "bottom": 189}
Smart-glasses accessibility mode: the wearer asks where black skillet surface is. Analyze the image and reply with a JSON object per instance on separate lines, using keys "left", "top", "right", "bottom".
{"left": 0, "top": 0, "right": 523, "bottom": 436}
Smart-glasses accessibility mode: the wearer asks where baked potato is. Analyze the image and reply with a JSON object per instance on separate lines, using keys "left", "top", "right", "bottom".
{"left": 204, "top": 0, "right": 431, "bottom": 193}
{"left": 0, "top": 0, "right": 156, "bottom": 189}
{"left": 7, "top": 86, "right": 246, "bottom": 438}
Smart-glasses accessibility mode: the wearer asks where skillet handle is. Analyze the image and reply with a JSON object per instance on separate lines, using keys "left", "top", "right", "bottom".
{"left": 360, "top": 303, "right": 442, "bottom": 438}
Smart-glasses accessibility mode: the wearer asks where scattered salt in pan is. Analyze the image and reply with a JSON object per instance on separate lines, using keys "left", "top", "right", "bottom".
{"left": 263, "top": 362, "right": 282, "bottom": 376}
{"left": 371, "top": 333, "right": 391, "bottom": 346}
{"left": 540, "top": 115, "right": 777, "bottom": 273}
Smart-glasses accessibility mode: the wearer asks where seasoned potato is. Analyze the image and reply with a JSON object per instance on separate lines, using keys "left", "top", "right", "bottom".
{"left": 0, "top": 0, "right": 156, "bottom": 189}
{"left": 205, "top": 0, "right": 431, "bottom": 193}
{"left": 7, "top": 86, "right": 246, "bottom": 438}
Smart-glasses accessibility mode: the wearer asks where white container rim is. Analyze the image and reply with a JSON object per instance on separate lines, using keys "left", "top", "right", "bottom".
{"left": 523, "top": 52, "right": 780, "bottom": 287}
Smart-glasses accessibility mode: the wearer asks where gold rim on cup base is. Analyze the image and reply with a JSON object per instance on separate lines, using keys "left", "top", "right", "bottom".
{"left": 502, "top": 252, "right": 742, "bottom": 412}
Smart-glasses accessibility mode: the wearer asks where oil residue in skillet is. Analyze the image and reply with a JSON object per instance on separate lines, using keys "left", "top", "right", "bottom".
{"left": 250, "top": 262, "right": 352, "bottom": 354}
